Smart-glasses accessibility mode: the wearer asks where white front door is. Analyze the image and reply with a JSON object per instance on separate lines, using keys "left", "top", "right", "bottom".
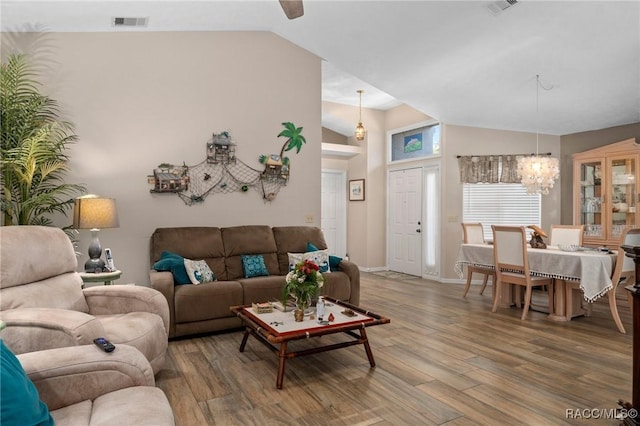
{"left": 388, "top": 168, "right": 422, "bottom": 276}
{"left": 321, "top": 170, "right": 347, "bottom": 257}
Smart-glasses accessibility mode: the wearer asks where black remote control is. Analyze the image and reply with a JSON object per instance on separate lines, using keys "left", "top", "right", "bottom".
{"left": 93, "top": 337, "right": 116, "bottom": 352}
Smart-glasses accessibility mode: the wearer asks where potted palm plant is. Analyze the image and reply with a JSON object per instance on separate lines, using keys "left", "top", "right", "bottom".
{"left": 1, "top": 53, "right": 85, "bottom": 227}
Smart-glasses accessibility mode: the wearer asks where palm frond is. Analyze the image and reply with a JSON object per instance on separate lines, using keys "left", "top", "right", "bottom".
{"left": 1, "top": 53, "right": 85, "bottom": 226}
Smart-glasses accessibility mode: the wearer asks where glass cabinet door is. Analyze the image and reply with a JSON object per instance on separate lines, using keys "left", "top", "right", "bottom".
{"left": 609, "top": 156, "right": 637, "bottom": 239}
{"left": 578, "top": 160, "right": 604, "bottom": 239}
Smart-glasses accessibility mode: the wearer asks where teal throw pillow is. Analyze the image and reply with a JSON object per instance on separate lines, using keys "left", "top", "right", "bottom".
{"left": 306, "top": 242, "right": 342, "bottom": 270}
{"left": 153, "top": 251, "right": 191, "bottom": 285}
{"left": 0, "top": 340, "right": 54, "bottom": 426}
{"left": 241, "top": 254, "right": 269, "bottom": 278}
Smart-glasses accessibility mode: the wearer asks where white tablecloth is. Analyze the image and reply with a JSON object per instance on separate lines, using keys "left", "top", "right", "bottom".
{"left": 455, "top": 244, "right": 615, "bottom": 302}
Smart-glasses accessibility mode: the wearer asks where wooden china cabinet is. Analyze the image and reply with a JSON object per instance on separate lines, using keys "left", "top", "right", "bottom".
{"left": 573, "top": 138, "right": 640, "bottom": 248}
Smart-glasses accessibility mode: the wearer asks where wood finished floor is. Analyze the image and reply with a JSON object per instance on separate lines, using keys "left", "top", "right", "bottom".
{"left": 155, "top": 272, "right": 634, "bottom": 425}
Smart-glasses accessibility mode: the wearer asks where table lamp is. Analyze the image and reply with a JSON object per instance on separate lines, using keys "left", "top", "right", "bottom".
{"left": 73, "top": 195, "right": 119, "bottom": 272}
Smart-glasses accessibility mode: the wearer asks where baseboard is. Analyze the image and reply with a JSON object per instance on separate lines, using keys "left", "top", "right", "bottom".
{"left": 359, "top": 266, "right": 387, "bottom": 273}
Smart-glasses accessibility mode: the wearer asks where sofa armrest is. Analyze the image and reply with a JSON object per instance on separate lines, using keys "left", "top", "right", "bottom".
{"left": 149, "top": 270, "right": 176, "bottom": 338}
{"left": 0, "top": 308, "right": 105, "bottom": 354}
{"left": 337, "top": 260, "right": 360, "bottom": 306}
{"left": 18, "top": 344, "right": 155, "bottom": 411}
{"left": 83, "top": 285, "right": 170, "bottom": 337}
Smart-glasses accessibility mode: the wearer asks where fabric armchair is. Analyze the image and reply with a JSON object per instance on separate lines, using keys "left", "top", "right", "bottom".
{"left": 16, "top": 344, "right": 174, "bottom": 425}
{"left": 0, "top": 225, "right": 169, "bottom": 374}
{"left": 83, "top": 285, "right": 170, "bottom": 336}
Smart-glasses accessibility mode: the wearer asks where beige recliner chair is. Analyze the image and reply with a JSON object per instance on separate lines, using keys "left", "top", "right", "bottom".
{"left": 0, "top": 225, "right": 169, "bottom": 374}
{"left": 7, "top": 341, "right": 175, "bottom": 425}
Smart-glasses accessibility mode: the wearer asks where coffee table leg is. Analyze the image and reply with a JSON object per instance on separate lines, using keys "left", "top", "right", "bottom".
{"left": 239, "top": 329, "right": 250, "bottom": 352}
{"left": 276, "top": 342, "right": 288, "bottom": 389}
{"left": 360, "top": 328, "right": 376, "bottom": 367}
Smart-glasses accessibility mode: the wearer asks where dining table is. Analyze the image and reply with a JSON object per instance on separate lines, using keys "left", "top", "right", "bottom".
{"left": 455, "top": 243, "right": 616, "bottom": 321}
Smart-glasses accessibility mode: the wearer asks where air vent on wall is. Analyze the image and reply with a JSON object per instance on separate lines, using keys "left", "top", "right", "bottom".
{"left": 486, "top": 0, "right": 518, "bottom": 15}
{"left": 112, "top": 17, "right": 149, "bottom": 27}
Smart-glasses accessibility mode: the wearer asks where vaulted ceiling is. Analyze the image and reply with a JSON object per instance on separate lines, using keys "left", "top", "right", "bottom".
{"left": 2, "top": 1, "right": 639, "bottom": 136}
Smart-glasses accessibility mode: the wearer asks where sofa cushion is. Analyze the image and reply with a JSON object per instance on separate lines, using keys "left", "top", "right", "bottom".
{"left": 239, "top": 276, "right": 288, "bottom": 305}
{"left": 0, "top": 340, "right": 54, "bottom": 426}
{"left": 173, "top": 281, "right": 243, "bottom": 323}
{"left": 150, "top": 227, "right": 227, "bottom": 281}
{"left": 222, "top": 226, "right": 280, "bottom": 279}
{"left": 89, "top": 387, "right": 174, "bottom": 426}
{"left": 50, "top": 400, "right": 91, "bottom": 425}
{"left": 273, "top": 226, "right": 328, "bottom": 275}
{"left": 241, "top": 255, "right": 269, "bottom": 278}
{"left": 184, "top": 259, "right": 216, "bottom": 284}
{"left": 152, "top": 252, "right": 191, "bottom": 285}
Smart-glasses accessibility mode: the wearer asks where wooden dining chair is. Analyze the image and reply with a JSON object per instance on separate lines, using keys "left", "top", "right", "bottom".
{"left": 461, "top": 223, "right": 496, "bottom": 298}
{"left": 601, "top": 228, "right": 640, "bottom": 333}
{"left": 549, "top": 224, "right": 584, "bottom": 247}
{"left": 548, "top": 225, "right": 584, "bottom": 311}
{"left": 491, "top": 225, "right": 553, "bottom": 320}
{"left": 564, "top": 228, "right": 640, "bottom": 332}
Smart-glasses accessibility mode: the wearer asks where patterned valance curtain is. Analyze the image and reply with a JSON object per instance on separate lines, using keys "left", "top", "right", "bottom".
{"left": 500, "top": 155, "right": 521, "bottom": 183}
{"left": 458, "top": 155, "right": 523, "bottom": 184}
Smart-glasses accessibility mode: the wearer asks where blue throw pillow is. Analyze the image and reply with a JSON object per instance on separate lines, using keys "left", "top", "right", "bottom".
{"left": 0, "top": 340, "right": 54, "bottom": 426}
{"left": 306, "top": 242, "right": 342, "bottom": 270}
{"left": 153, "top": 251, "right": 191, "bottom": 285}
{"left": 241, "top": 254, "right": 269, "bottom": 278}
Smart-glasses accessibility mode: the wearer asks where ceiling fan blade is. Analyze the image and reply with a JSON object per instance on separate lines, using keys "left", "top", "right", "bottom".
{"left": 279, "top": 0, "right": 304, "bottom": 20}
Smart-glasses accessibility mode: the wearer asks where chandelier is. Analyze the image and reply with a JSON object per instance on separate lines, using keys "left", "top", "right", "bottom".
{"left": 517, "top": 75, "right": 559, "bottom": 195}
{"left": 355, "top": 89, "right": 365, "bottom": 141}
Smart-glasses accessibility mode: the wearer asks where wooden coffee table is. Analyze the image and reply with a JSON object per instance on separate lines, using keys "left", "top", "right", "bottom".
{"left": 230, "top": 296, "right": 390, "bottom": 389}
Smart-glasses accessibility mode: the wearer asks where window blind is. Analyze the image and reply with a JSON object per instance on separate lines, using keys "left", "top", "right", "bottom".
{"left": 462, "top": 183, "right": 541, "bottom": 241}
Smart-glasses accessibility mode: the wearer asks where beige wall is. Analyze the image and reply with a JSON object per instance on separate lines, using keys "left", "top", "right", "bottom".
{"left": 3, "top": 31, "right": 321, "bottom": 286}
{"left": 559, "top": 122, "right": 640, "bottom": 224}
{"left": 321, "top": 103, "right": 564, "bottom": 280}
{"left": 8, "top": 30, "right": 622, "bottom": 285}
{"left": 441, "top": 124, "right": 561, "bottom": 280}
{"left": 321, "top": 127, "right": 348, "bottom": 145}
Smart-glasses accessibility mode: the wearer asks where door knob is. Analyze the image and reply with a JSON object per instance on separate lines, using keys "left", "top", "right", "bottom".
{"left": 416, "top": 229, "right": 421, "bottom": 233}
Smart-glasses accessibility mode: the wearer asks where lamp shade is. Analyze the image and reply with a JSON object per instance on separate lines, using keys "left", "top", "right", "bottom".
{"left": 73, "top": 195, "right": 119, "bottom": 229}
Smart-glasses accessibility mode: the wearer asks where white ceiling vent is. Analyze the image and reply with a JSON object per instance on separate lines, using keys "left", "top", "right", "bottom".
{"left": 486, "top": 0, "right": 518, "bottom": 15}
{"left": 112, "top": 17, "right": 149, "bottom": 27}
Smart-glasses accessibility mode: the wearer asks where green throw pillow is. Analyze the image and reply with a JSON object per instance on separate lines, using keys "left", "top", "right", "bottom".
{"left": 241, "top": 254, "right": 269, "bottom": 278}
{"left": 0, "top": 340, "right": 54, "bottom": 426}
{"left": 306, "top": 242, "right": 342, "bottom": 270}
{"left": 152, "top": 251, "right": 191, "bottom": 285}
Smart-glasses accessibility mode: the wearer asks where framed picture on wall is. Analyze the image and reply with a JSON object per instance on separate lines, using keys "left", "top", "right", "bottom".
{"left": 349, "top": 179, "right": 365, "bottom": 201}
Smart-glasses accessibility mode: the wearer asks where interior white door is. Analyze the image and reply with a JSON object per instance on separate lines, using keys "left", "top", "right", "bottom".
{"left": 321, "top": 170, "right": 347, "bottom": 257}
{"left": 388, "top": 168, "right": 422, "bottom": 276}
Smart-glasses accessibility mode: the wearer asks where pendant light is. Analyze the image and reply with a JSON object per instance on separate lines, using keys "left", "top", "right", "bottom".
{"left": 517, "top": 75, "right": 559, "bottom": 195}
{"left": 355, "top": 89, "right": 365, "bottom": 141}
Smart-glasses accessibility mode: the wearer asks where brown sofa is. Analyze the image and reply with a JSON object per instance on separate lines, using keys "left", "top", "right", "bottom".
{"left": 149, "top": 226, "right": 360, "bottom": 338}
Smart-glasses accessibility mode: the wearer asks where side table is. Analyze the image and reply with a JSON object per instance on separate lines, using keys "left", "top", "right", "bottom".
{"left": 79, "top": 270, "right": 122, "bottom": 288}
